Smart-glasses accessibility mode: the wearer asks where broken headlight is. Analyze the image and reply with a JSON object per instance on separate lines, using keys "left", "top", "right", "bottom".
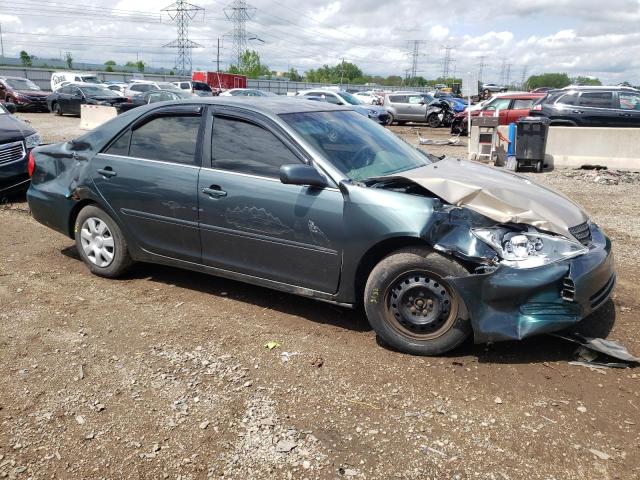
{"left": 472, "top": 228, "right": 589, "bottom": 269}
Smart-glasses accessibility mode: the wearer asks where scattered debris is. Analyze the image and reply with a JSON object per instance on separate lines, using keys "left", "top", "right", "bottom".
{"left": 264, "top": 341, "right": 281, "bottom": 350}
{"left": 280, "top": 351, "right": 299, "bottom": 363}
{"left": 275, "top": 440, "right": 298, "bottom": 453}
{"left": 75, "top": 415, "right": 86, "bottom": 425}
{"left": 588, "top": 448, "right": 611, "bottom": 461}
{"left": 562, "top": 169, "right": 640, "bottom": 185}
{"left": 494, "top": 397, "right": 503, "bottom": 405}
{"left": 416, "top": 131, "right": 466, "bottom": 146}
{"left": 199, "top": 420, "right": 210, "bottom": 430}
{"left": 552, "top": 332, "right": 640, "bottom": 367}
{"left": 310, "top": 356, "right": 324, "bottom": 368}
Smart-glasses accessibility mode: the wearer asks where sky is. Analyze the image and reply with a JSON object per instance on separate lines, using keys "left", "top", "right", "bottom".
{"left": 1, "top": 0, "right": 639, "bottom": 84}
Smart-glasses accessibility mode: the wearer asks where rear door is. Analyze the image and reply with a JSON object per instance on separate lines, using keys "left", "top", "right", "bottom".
{"left": 576, "top": 91, "right": 615, "bottom": 126}
{"left": 388, "top": 95, "right": 409, "bottom": 119}
{"left": 92, "top": 106, "right": 203, "bottom": 262}
{"left": 615, "top": 91, "right": 640, "bottom": 127}
{"left": 69, "top": 86, "right": 84, "bottom": 115}
{"left": 197, "top": 108, "right": 343, "bottom": 293}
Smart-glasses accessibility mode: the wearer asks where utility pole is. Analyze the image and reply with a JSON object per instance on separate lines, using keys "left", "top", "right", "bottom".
{"left": 225, "top": 0, "right": 256, "bottom": 67}
{"left": 505, "top": 63, "right": 512, "bottom": 87}
{"left": 520, "top": 64, "right": 528, "bottom": 89}
{"left": 0, "top": 23, "right": 4, "bottom": 60}
{"left": 441, "top": 45, "right": 455, "bottom": 80}
{"left": 162, "top": 0, "right": 205, "bottom": 76}
{"left": 477, "top": 55, "right": 487, "bottom": 84}
{"left": 216, "top": 37, "right": 221, "bottom": 71}
{"left": 339, "top": 57, "right": 345, "bottom": 85}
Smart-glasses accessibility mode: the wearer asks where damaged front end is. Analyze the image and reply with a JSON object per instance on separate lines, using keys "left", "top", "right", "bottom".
{"left": 368, "top": 158, "right": 615, "bottom": 343}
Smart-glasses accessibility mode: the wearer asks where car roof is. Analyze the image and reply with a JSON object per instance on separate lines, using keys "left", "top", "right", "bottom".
{"left": 178, "top": 96, "right": 350, "bottom": 115}
{"left": 561, "top": 85, "right": 639, "bottom": 92}
{"left": 493, "top": 92, "right": 546, "bottom": 99}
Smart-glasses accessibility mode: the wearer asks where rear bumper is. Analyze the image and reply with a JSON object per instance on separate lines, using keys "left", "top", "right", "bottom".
{"left": 27, "top": 182, "right": 75, "bottom": 237}
{"left": 448, "top": 223, "right": 616, "bottom": 343}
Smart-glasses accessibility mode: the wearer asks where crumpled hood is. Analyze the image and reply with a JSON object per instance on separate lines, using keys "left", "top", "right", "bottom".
{"left": 395, "top": 158, "right": 589, "bottom": 239}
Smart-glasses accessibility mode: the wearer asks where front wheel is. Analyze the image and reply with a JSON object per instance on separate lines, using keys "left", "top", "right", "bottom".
{"left": 52, "top": 102, "right": 63, "bottom": 116}
{"left": 427, "top": 113, "right": 442, "bottom": 128}
{"left": 364, "top": 248, "right": 471, "bottom": 356}
{"left": 74, "top": 205, "right": 132, "bottom": 278}
{"left": 385, "top": 113, "right": 394, "bottom": 126}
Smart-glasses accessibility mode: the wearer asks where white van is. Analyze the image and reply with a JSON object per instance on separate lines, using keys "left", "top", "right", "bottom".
{"left": 50, "top": 72, "right": 102, "bottom": 91}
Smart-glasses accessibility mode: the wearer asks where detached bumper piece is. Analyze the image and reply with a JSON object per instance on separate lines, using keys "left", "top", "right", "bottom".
{"left": 447, "top": 224, "right": 615, "bottom": 343}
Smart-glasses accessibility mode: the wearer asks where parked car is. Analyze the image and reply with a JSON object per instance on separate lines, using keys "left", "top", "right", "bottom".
{"left": 382, "top": 91, "right": 437, "bottom": 125}
{"left": 26, "top": 97, "right": 615, "bottom": 355}
{"left": 173, "top": 80, "right": 214, "bottom": 97}
{"left": 481, "top": 83, "right": 508, "bottom": 98}
{"left": 123, "top": 81, "right": 160, "bottom": 98}
{"left": 47, "top": 84, "right": 128, "bottom": 116}
{"left": 353, "top": 90, "right": 383, "bottom": 105}
{"left": 297, "top": 89, "right": 390, "bottom": 125}
{"left": 51, "top": 71, "right": 102, "bottom": 91}
{"left": 451, "top": 92, "right": 546, "bottom": 135}
{"left": 219, "top": 88, "right": 277, "bottom": 97}
{"left": 116, "top": 89, "right": 195, "bottom": 114}
{"left": 529, "top": 86, "right": 640, "bottom": 127}
{"left": 0, "top": 76, "right": 49, "bottom": 112}
{"left": 0, "top": 102, "right": 41, "bottom": 196}
{"left": 105, "top": 82, "right": 128, "bottom": 95}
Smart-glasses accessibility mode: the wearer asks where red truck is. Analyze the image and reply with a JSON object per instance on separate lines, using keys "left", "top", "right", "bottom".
{"left": 192, "top": 72, "right": 247, "bottom": 94}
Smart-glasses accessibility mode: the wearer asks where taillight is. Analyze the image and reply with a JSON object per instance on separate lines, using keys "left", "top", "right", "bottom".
{"left": 28, "top": 151, "right": 35, "bottom": 177}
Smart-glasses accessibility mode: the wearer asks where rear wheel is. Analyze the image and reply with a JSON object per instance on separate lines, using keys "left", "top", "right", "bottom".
{"left": 74, "top": 205, "right": 132, "bottom": 278}
{"left": 364, "top": 248, "right": 471, "bottom": 356}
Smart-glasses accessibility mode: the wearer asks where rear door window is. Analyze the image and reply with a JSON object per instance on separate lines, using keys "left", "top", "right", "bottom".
{"left": 388, "top": 95, "right": 407, "bottom": 103}
{"left": 211, "top": 115, "right": 301, "bottom": 178}
{"left": 556, "top": 92, "right": 578, "bottom": 105}
{"left": 129, "top": 115, "right": 202, "bottom": 165}
{"left": 512, "top": 99, "right": 535, "bottom": 109}
{"left": 407, "top": 95, "right": 423, "bottom": 104}
{"left": 578, "top": 92, "right": 613, "bottom": 108}
{"left": 618, "top": 92, "right": 640, "bottom": 110}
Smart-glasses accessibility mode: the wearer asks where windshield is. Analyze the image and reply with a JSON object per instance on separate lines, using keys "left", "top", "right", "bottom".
{"left": 6, "top": 78, "right": 40, "bottom": 91}
{"left": 281, "top": 110, "right": 430, "bottom": 181}
{"left": 337, "top": 91, "right": 363, "bottom": 105}
{"left": 81, "top": 76, "right": 101, "bottom": 84}
{"left": 157, "top": 82, "right": 182, "bottom": 92}
{"left": 80, "top": 86, "right": 118, "bottom": 96}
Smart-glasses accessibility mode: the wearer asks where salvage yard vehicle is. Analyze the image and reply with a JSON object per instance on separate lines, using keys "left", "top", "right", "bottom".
{"left": 27, "top": 97, "right": 615, "bottom": 356}
{"left": 0, "top": 102, "right": 41, "bottom": 196}
{"left": 297, "top": 89, "right": 390, "bottom": 125}
{"left": 383, "top": 92, "right": 434, "bottom": 125}
{"left": 451, "top": 92, "right": 545, "bottom": 135}
{"left": 530, "top": 86, "right": 640, "bottom": 127}
{"left": 47, "top": 84, "right": 128, "bottom": 116}
{"left": 50, "top": 71, "right": 102, "bottom": 91}
{"left": 219, "top": 88, "right": 276, "bottom": 97}
{"left": 115, "top": 89, "right": 196, "bottom": 114}
{"left": 173, "top": 80, "right": 214, "bottom": 97}
{"left": 0, "top": 76, "right": 49, "bottom": 112}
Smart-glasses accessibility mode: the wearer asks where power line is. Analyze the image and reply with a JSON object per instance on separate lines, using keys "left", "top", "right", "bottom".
{"left": 162, "top": 0, "right": 205, "bottom": 76}
{"left": 477, "top": 55, "right": 487, "bottom": 84}
{"left": 520, "top": 64, "right": 528, "bottom": 88}
{"left": 407, "top": 40, "right": 427, "bottom": 80}
{"left": 224, "top": 0, "right": 256, "bottom": 66}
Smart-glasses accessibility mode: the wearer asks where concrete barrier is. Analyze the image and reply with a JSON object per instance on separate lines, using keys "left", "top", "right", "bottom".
{"left": 80, "top": 105, "right": 118, "bottom": 130}
{"left": 470, "top": 125, "right": 640, "bottom": 171}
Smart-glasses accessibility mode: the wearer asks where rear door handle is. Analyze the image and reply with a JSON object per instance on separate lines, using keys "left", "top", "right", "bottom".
{"left": 202, "top": 185, "right": 227, "bottom": 198}
{"left": 97, "top": 167, "right": 117, "bottom": 178}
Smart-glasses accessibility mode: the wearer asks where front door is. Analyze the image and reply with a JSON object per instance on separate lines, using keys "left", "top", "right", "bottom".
{"left": 616, "top": 91, "right": 640, "bottom": 127}
{"left": 198, "top": 109, "right": 343, "bottom": 293}
{"left": 576, "top": 91, "right": 615, "bottom": 126}
{"left": 92, "top": 106, "right": 203, "bottom": 262}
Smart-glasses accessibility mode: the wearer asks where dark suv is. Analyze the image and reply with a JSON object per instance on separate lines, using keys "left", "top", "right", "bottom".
{"left": 0, "top": 76, "right": 49, "bottom": 112}
{"left": 530, "top": 86, "right": 640, "bottom": 127}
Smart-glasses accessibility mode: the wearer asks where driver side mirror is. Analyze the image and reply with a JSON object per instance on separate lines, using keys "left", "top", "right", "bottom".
{"left": 280, "top": 164, "right": 327, "bottom": 188}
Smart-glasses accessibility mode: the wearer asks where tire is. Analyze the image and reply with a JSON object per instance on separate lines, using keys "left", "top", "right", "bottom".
{"left": 74, "top": 205, "right": 132, "bottom": 278}
{"left": 385, "top": 113, "right": 394, "bottom": 126}
{"left": 364, "top": 248, "right": 471, "bottom": 356}
{"left": 52, "top": 102, "right": 63, "bottom": 116}
{"left": 427, "top": 113, "right": 441, "bottom": 128}
{"left": 535, "top": 160, "right": 543, "bottom": 173}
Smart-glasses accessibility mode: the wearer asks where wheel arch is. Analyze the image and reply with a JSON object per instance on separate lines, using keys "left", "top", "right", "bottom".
{"left": 68, "top": 199, "right": 99, "bottom": 238}
{"left": 353, "top": 236, "right": 432, "bottom": 305}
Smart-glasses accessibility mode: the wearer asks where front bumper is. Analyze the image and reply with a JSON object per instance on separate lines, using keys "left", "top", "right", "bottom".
{"left": 0, "top": 147, "right": 30, "bottom": 195}
{"left": 447, "top": 223, "right": 616, "bottom": 343}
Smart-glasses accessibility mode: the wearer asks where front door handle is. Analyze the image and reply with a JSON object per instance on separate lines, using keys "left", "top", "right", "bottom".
{"left": 97, "top": 167, "right": 117, "bottom": 178}
{"left": 202, "top": 185, "right": 227, "bottom": 198}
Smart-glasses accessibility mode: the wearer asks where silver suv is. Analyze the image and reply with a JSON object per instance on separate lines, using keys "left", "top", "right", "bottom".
{"left": 383, "top": 92, "right": 434, "bottom": 125}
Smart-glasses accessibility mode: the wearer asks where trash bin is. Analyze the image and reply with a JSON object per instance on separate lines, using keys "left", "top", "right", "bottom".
{"left": 515, "top": 117, "right": 550, "bottom": 173}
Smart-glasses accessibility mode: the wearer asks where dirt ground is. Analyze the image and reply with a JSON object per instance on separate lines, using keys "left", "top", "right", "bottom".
{"left": 1, "top": 113, "right": 639, "bottom": 479}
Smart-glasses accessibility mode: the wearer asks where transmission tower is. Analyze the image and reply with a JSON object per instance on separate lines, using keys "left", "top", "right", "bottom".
{"left": 441, "top": 45, "right": 455, "bottom": 80}
{"left": 477, "top": 55, "right": 487, "bottom": 83}
{"left": 520, "top": 64, "right": 529, "bottom": 89}
{"left": 505, "top": 63, "right": 512, "bottom": 87}
{"left": 225, "top": 0, "right": 257, "bottom": 67}
{"left": 162, "top": 0, "right": 205, "bottom": 76}
{"left": 407, "top": 40, "right": 427, "bottom": 81}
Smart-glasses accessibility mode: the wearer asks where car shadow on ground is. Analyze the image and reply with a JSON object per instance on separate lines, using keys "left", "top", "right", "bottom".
{"left": 61, "top": 245, "right": 619, "bottom": 361}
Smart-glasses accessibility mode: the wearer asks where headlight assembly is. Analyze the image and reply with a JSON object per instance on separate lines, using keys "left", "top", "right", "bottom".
{"left": 24, "top": 133, "right": 41, "bottom": 149}
{"left": 472, "top": 227, "right": 588, "bottom": 269}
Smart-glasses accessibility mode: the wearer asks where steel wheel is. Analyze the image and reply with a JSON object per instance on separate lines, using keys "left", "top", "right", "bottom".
{"left": 80, "top": 217, "right": 115, "bottom": 268}
{"left": 384, "top": 271, "right": 457, "bottom": 341}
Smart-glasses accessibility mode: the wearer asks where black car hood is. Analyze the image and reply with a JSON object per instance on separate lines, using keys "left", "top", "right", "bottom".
{"left": 0, "top": 114, "right": 37, "bottom": 143}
